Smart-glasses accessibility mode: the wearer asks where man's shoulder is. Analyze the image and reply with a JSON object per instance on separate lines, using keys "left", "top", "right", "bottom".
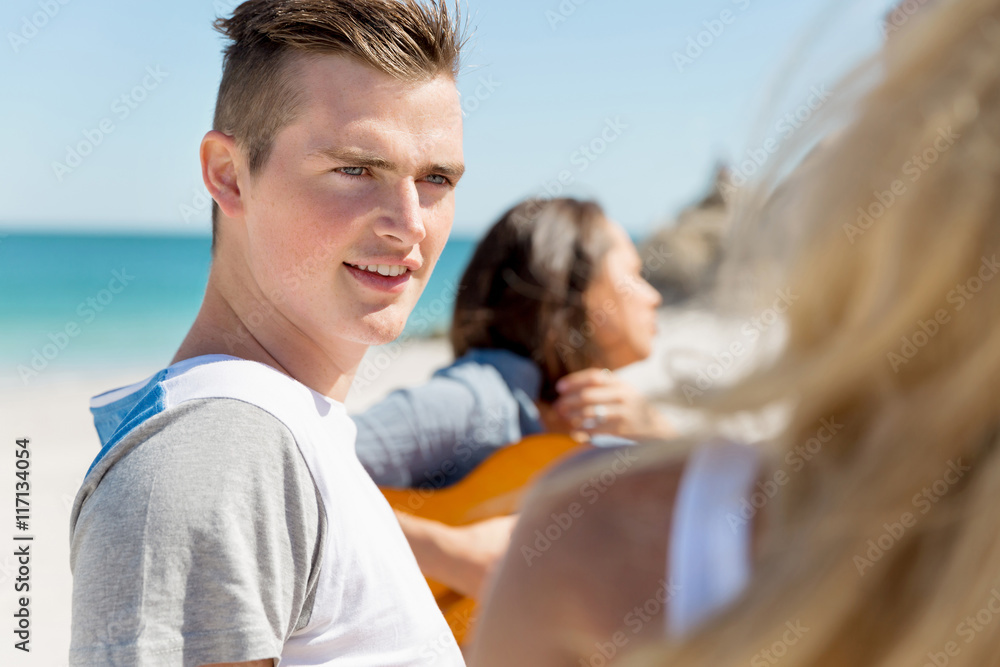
{"left": 102, "top": 397, "right": 304, "bottom": 474}
{"left": 89, "top": 355, "right": 351, "bottom": 477}
{"left": 69, "top": 403, "right": 325, "bottom": 667}
{"left": 74, "top": 398, "right": 316, "bottom": 527}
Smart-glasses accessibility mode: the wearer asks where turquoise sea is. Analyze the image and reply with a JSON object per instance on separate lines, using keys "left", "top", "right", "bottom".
{"left": 0, "top": 232, "right": 477, "bottom": 379}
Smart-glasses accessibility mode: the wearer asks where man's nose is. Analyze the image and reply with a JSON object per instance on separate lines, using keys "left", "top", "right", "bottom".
{"left": 374, "top": 180, "right": 425, "bottom": 246}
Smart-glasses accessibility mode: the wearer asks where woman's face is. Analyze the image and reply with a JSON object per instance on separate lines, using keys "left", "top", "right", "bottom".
{"left": 583, "top": 221, "right": 662, "bottom": 370}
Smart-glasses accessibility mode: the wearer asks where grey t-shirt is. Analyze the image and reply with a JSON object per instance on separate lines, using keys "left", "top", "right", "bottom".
{"left": 73, "top": 354, "right": 465, "bottom": 667}
{"left": 70, "top": 398, "right": 323, "bottom": 666}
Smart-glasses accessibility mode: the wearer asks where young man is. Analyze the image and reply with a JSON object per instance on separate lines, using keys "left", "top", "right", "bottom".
{"left": 69, "top": 1, "right": 466, "bottom": 665}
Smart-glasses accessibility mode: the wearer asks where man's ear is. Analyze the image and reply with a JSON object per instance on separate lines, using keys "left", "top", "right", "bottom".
{"left": 201, "top": 130, "right": 244, "bottom": 219}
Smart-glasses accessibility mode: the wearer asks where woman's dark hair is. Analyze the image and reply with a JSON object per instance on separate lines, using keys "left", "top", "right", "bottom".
{"left": 449, "top": 197, "right": 614, "bottom": 402}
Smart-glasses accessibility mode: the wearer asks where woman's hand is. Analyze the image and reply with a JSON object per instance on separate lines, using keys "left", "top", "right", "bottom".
{"left": 553, "top": 368, "right": 674, "bottom": 440}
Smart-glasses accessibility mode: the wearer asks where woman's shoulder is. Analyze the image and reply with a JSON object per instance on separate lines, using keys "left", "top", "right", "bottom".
{"left": 530, "top": 438, "right": 693, "bottom": 512}
{"left": 479, "top": 439, "right": 760, "bottom": 659}
{"left": 438, "top": 348, "right": 542, "bottom": 395}
{"left": 474, "top": 441, "right": 691, "bottom": 664}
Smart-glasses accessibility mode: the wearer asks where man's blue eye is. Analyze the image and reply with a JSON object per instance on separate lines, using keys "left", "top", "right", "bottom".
{"left": 339, "top": 167, "right": 365, "bottom": 176}
{"left": 425, "top": 174, "right": 448, "bottom": 185}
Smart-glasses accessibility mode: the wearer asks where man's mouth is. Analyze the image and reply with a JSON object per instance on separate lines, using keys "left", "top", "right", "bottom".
{"left": 344, "top": 262, "right": 413, "bottom": 293}
{"left": 345, "top": 263, "right": 411, "bottom": 277}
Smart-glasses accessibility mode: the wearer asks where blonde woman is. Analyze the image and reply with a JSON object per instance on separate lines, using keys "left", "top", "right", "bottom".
{"left": 470, "top": 0, "right": 1000, "bottom": 664}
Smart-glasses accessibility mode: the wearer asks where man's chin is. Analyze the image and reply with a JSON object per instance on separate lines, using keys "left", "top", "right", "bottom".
{"left": 344, "top": 317, "right": 407, "bottom": 347}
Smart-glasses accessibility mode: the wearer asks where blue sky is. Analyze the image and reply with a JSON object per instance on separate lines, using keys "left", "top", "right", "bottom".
{"left": 0, "top": 0, "right": 897, "bottom": 238}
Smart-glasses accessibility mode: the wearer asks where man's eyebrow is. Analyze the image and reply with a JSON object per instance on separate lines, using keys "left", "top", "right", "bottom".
{"left": 309, "top": 147, "right": 395, "bottom": 171}
{"left": 430, "top": 161, "right": 466, "bottom": 180}
{"left": 309, "top": 146, "right": 465, "bottom": 180}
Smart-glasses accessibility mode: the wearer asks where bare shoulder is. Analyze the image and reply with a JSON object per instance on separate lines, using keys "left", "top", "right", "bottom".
{"left": 471, "top": 443, "right": 688, "bottom": 666}
{"left": 525, "top": 442, "right": 686, "bottom": 566}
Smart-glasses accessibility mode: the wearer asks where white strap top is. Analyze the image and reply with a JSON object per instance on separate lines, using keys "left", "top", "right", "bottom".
{"left": 667, "top": 440, "right": 760, "bottom": 637}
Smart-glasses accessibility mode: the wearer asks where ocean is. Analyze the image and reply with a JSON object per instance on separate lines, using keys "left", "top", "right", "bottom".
{"left": 0, "top": 232, "right": 477, "bottom": 379}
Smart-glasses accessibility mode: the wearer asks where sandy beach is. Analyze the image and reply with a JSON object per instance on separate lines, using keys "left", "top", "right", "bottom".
{"left": 0, "top": 306, "right": 770, "bottom": 666}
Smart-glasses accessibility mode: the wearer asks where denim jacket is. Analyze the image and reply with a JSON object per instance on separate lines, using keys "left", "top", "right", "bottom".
{"left": 352, "top": 348, "right": 547, "bottom": 488}
{"left": 353, "top": 348, "right": 634, "bottom": 488}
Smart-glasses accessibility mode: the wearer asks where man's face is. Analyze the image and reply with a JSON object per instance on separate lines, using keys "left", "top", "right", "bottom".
{"left": 238, "top": 54, "right": 464, "bottom": 350}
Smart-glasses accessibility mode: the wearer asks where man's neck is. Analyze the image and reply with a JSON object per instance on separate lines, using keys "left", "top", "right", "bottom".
{"left": 172, "top": 268, "right": 365, "bottom": 403}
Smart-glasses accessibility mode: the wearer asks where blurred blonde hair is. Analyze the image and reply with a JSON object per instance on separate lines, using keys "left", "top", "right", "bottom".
{"left": 620, "top": 0, "right": 1000, "bottom": 663}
